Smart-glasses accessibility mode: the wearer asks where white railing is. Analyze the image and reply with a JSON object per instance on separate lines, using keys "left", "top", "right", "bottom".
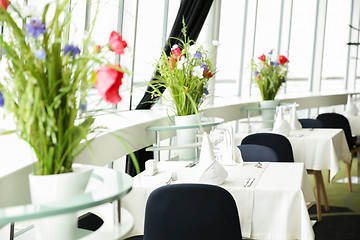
{"left": 74, "top": 90, "right": 358, "bottom": 166}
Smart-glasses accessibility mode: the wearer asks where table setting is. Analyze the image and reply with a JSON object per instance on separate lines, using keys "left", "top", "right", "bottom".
{"left": 122, "top": 124, "right": 316, "bottom": 239}
{"left": 236, "top": 103, "right": 352, "bottom": 181}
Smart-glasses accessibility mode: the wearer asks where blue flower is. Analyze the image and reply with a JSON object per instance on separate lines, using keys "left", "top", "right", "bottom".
{"left": 274, "top": 62, "right": 279, "bottom": 66}
{"left": 254, "top": 71, "right": 259, "bottom": 76}
{"left": 80, "top": 103, "right": 87, "bottom": 111}
{"left": 25, "top": 19, "right": 46, "bottom": 38}
{"left": 200, "top": 63, "right": 208, "bottom": 71}
{"left": 194, "top": 51, "right": 202, "bottom": 59}
{"left": 62, "top": 44, "right": 80, "bottom": 58}
{"left": 268, "top": 50, "right": 273, "bottom": 55}
{"left": 204, "top": 87, "right": 209, "bottom": 95}
{"left": 270, "top": 61, "right": 274, "bottom": 65}
{"left": 0, "top": 91, "right": 4, "bottom": 107}
{"left": 35, "top": 48, "right": 47, "bottom": 60}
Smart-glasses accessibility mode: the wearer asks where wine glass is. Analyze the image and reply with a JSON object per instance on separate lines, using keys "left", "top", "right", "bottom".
{"left": 209, "top": 125, "right": 228, "bottom": 163}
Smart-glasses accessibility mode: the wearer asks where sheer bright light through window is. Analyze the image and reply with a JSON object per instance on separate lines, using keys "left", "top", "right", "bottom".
{"left": 321, "top": 0, "right": 351, "bottom": 91}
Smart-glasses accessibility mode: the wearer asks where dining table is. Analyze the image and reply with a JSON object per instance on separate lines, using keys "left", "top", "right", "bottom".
{"left": 122, "top": 160, "right": 315, "bottom": 240}
{"left": 236, "top": 128, "right": 352, "bottom": 221}
{"left": 236, "top": 128, "right": 351, "bottom": 180}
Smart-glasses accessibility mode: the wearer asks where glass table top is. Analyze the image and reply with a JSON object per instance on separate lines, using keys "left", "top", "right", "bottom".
{"left": 146, "top": 117, "right": 224, "bottom": 131}
{"left": 0, "top": 165, "right": 133, "bottom": 225}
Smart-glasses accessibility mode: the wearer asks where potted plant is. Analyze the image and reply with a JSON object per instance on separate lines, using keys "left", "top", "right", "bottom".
{"left": 251, "top": 50, "right": 289, "bottom": 128}
{"left": 150, "top": 23, "right": 216, "bottom": 160}
{"left": 0, "top": 0, "right": 134, "bottom": 239}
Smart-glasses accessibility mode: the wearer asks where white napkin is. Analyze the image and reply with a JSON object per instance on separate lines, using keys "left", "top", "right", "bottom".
{"left": 272, "top": 119, "right": 291, "bottom": 136}
{"left": 197, "top": 132, "right": 228, "bottom": 185}
{"left": 289, "top": 102, "right": 302, "bottom": 130}
{"left": 345, "top": 95, "right": 358, "bottom": 116}
{"left": 272, "top": 106, "right": 291, "bottom": 136}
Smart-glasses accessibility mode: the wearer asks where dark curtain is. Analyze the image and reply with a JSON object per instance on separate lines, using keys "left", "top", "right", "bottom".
{"left": 125, "top": 0, "right": 214, "bottom": 176}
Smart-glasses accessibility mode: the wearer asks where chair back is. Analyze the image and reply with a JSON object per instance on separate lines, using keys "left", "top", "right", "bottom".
{"left": 298, "top": 119, "right": 324, "bottom": 129}
{"left": 237, "top": 144, "right": 279, "bottom": 162}
{"left": 316, "top": 113, "right": 353, "bottom": 149}
{"left": 241, "top": 133, "right": 294, "bottom": 162}
{"left": 143, "top": 184, "right": 242, "bottom": 240}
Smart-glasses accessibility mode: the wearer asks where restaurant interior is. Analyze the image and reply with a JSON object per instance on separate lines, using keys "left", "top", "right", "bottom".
{"left": 1, "top": 0, "right": 360, "bottom": 239}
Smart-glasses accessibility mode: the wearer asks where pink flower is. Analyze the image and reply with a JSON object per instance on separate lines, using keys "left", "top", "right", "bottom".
{"left": 258, "top": 54, "right": 266, "bottom": 62}
{"left": 109, "top": 31, "right": 127, "bottom": 55}
{"left": 278, "top": 55, "right": 288, "bottom": 65}
{"left": 0, "top": 0, "right": 10, "bottom": 9}
{"left": 95, "top": 65, "right": 124, "bottom": 104}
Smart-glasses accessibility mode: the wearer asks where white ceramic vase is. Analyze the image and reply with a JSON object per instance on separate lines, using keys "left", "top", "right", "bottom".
{"left": 28, "top": 164, "right": 93, "bottom": 240}
{"left": 260, "top": 100, "right": 280, "bottom": 129}
{"left": 174, "top": 114, "right": 201, "bottom": 160}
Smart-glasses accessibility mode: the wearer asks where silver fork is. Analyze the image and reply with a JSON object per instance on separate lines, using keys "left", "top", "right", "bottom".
{"left": 166, "top": 172, "right": 177, "bottom": 185}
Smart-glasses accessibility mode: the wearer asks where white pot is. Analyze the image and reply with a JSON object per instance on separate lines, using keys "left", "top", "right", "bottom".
{"left": 29, "top": 165, "right": 93, "bottom": 240}
{"left": 174, "top": 114, "right": 201, "bottom": 160}
{"left": 260, "top": 100, "right": 280, "bottom": 129}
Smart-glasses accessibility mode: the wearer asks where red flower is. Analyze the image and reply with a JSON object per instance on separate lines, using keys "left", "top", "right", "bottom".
{"left": 95, "top": 65, "right": 124, "bottom": 104}
{"left": 109, "top": 31, "right": 127, "bottom": 55}
{"left": 171, "top": 47, "right": 181, "bottom": 56}
{"left": 278, "top": 55, "right": 288, "bottom": 64}
{"left": 0, "top": 0, "right": 9, "bottom": 9}
{"left": 203, "top": 69, "right": 213, "bottom": 78}
{"left": 258, "top": 54, "right": 266, "bottom": 62}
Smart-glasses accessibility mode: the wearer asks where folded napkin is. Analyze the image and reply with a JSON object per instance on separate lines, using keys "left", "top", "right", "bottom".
{"left": 345, "top": 94, "right": 358, "bottom": 116}
{"left": 272, "top": 106, "right": 291, "bottom": 136}
{"left": 289, "top": 102, "right": 302, "bottom": 130}
{"left": 197, "top": 132, "right": 228, "bottom": 185}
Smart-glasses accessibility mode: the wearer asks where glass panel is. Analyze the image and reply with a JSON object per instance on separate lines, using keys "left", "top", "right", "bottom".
{"left": 216, "top": 0, "right": 245, "bottom": 97}
{"left": 321, "top": 0, "right": 351, "bottom": 91}
{"left": 287, "top": 0, "right": 316, "bottom": 93}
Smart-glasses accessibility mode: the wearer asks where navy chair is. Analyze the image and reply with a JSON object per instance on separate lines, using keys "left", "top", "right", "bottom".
{"left": 237, "top": 144, "right": 279, "bottom": 162}
{"left": 299, "top": 118, "right": 324, "bottom": 129}
{"left": 241, "top": 132, "right": 294, "bottom": 162}
{"left": 316, "top": 113, "right": 360, "bottom": 192}
{"left": 143, "top": 184, "right": 242, "bottom": 240}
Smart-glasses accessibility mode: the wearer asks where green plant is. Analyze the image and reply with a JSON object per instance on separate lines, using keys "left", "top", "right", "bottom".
{"left": 0, "top": 0, "right": 137, "bottom": 175}
{"left": 150, "top": 22, "right": 216, "bottom": 116}
{"left": 251, "top": 51, "right": 289, "bottom": 101}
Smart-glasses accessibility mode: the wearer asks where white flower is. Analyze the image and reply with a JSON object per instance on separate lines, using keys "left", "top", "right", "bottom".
{"left": 171, "top": 44, "right": 179, "bottom": 50}
{"left": 177, "top": 56, "right": 186, "bottom": 70}
{"left": 189, "top": 44, "right": 200, "bottom": 56}
{"left": 192, "top": 65, "right": 204, "bottom": 79}
{"left": 21, "top": 5, "right": 42, "bottom": 18}
{"left": 212, "top": 40, "right": 220, "bottom": 46}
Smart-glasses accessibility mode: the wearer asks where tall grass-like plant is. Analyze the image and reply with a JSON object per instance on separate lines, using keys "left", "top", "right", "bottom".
{"left": 0, "top": 0, "right": 135, "bottom": 175}
{"left": 150, "top": 23, "right": 216, "bottom": 116}
{"left": 251, "top": 51, "right": 289, "bottom": 101}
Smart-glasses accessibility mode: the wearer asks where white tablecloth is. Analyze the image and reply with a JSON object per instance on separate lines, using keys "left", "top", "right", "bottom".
{"left": 343, "top": 113, "right": 360, "bottom": 135}
{"left": 236, "top": 129, "right": 351, "bottom": 181}
{"left": 122, "top": 161, "right": 315, "bottom": 240}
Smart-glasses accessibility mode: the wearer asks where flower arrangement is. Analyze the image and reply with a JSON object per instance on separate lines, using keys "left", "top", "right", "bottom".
{"left": 0, "top": 0, "right": 132, "bottom": 175}
{"left": 150, "top": 24, "right": 215, "bottom": 116}
{"left": 251, "top": 51, "right": 289, "bottom": 100}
